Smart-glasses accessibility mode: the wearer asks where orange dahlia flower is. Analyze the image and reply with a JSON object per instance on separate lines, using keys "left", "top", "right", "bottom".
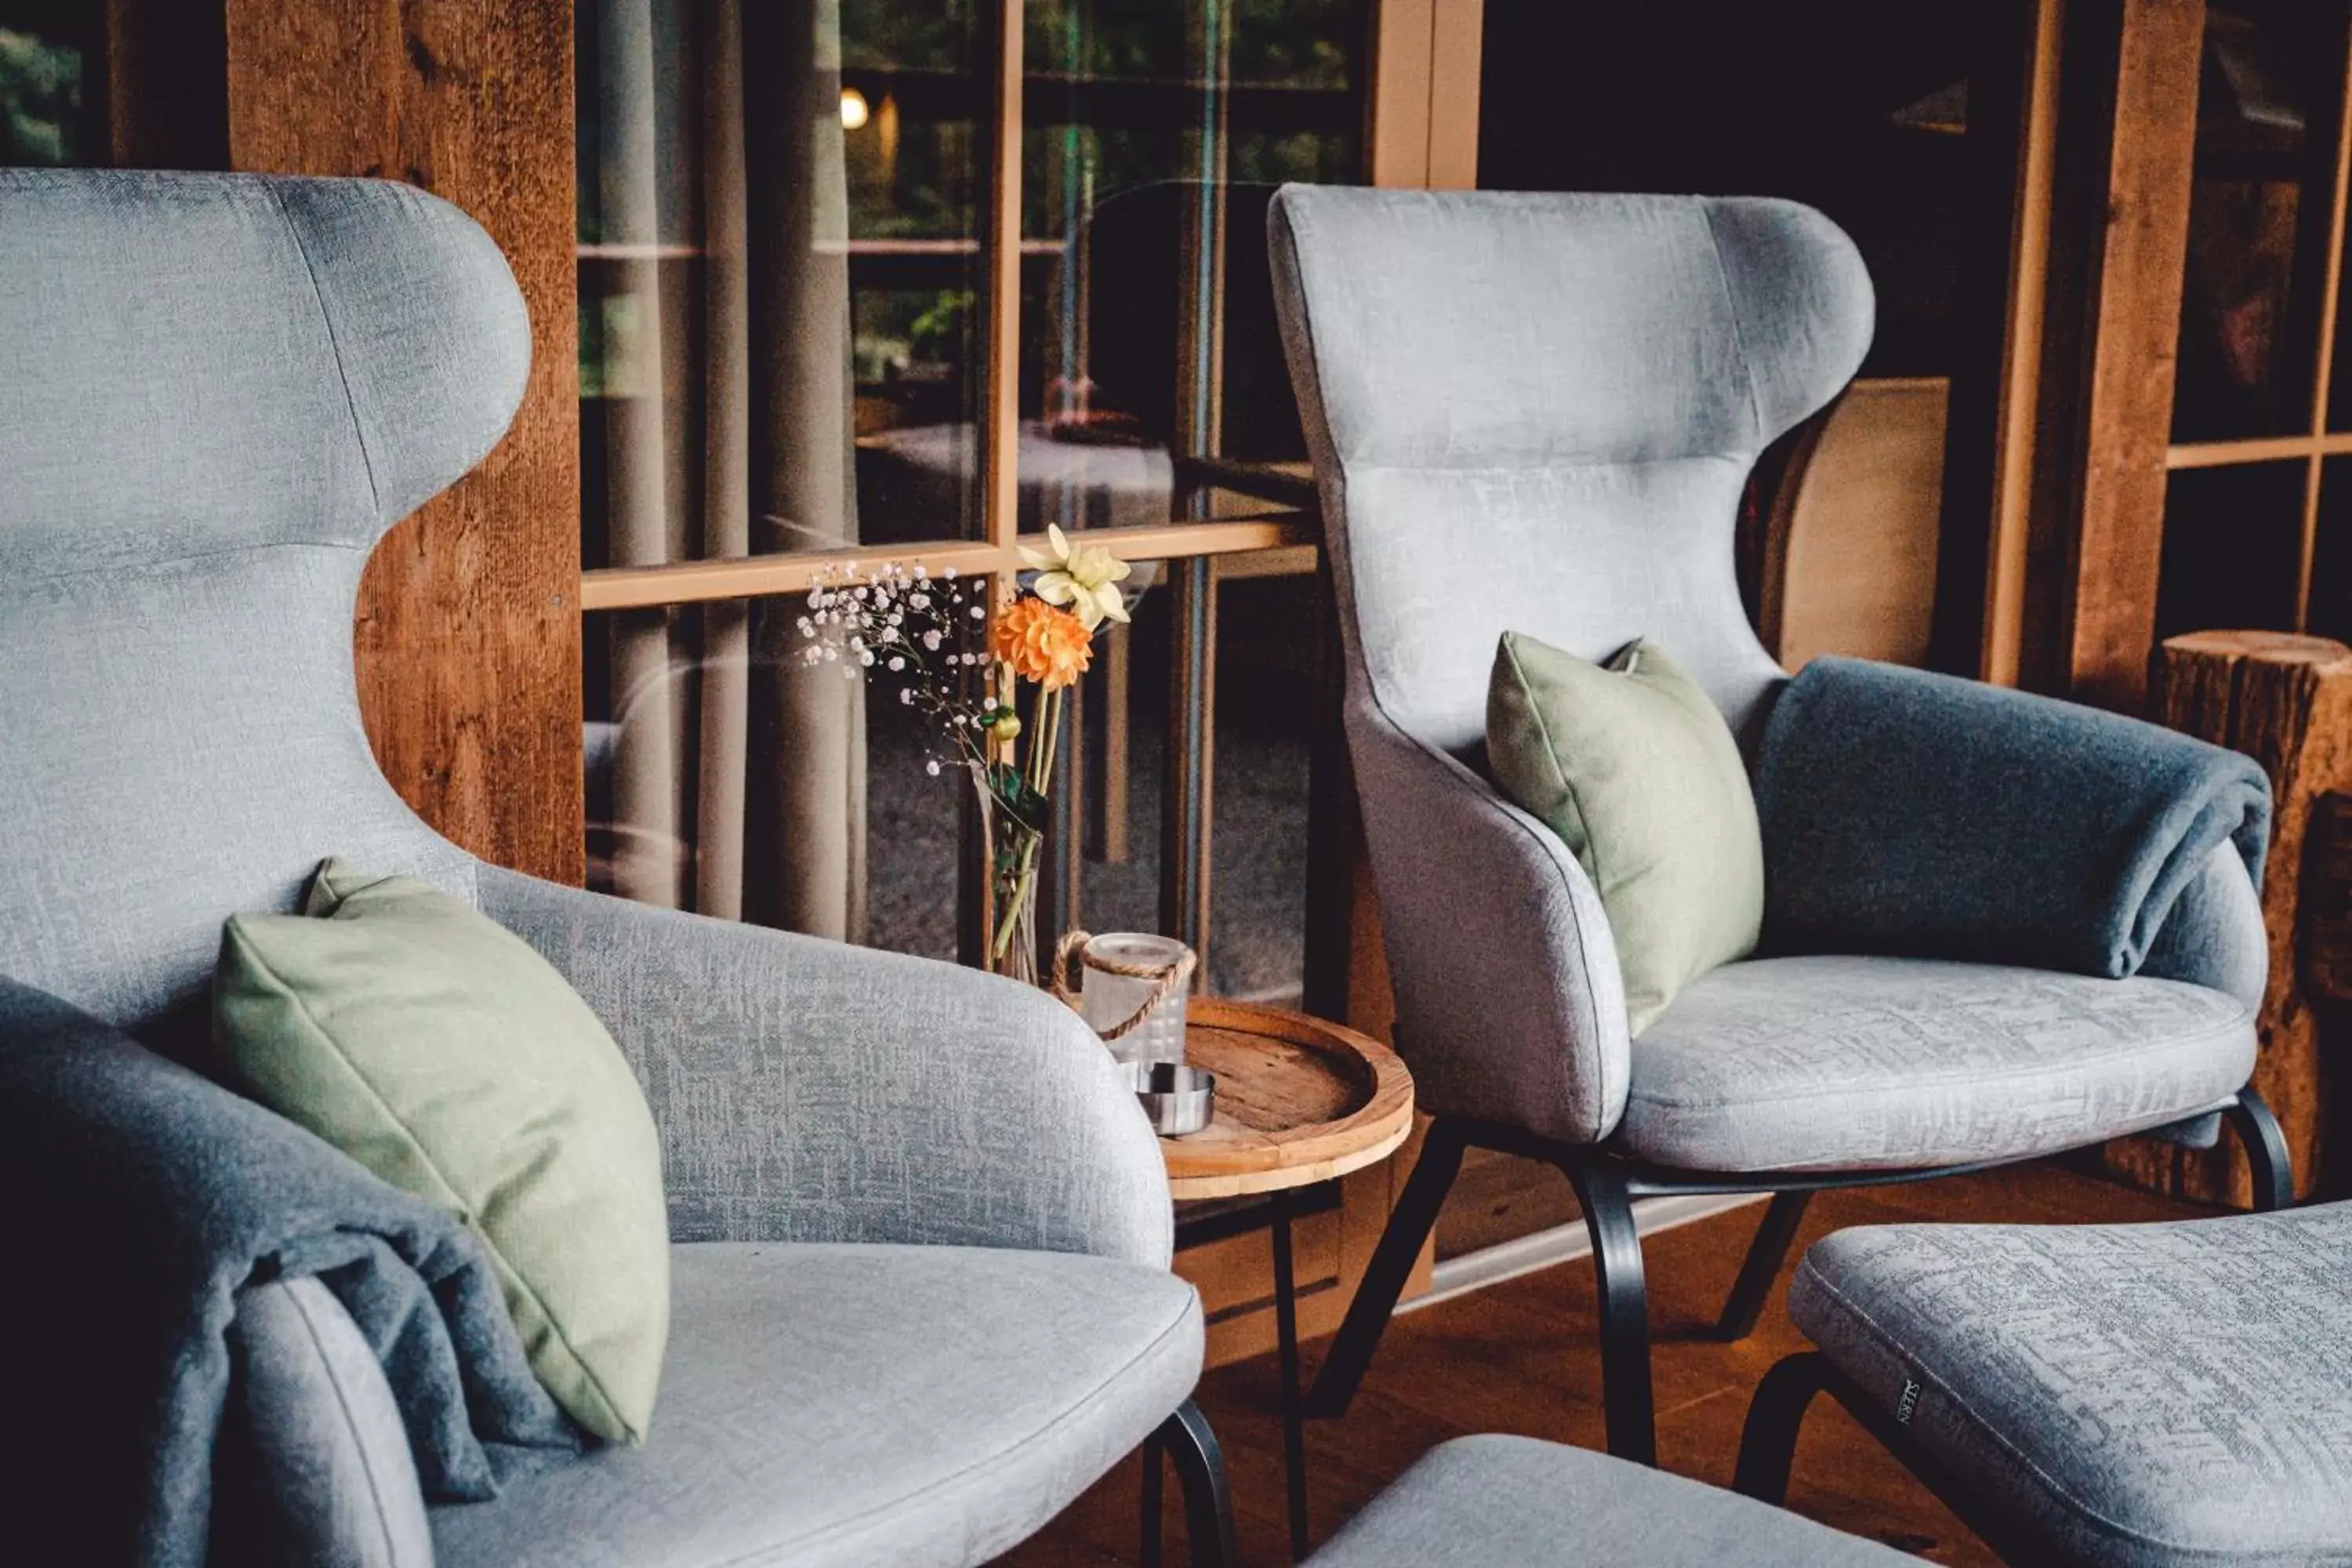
{"left": 993, "top": 597, "right": 1094, "bottom": 690}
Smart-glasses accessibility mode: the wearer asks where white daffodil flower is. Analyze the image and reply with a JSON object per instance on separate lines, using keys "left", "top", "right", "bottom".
{"left": 1017, "top": 523, "right": 1133, "bottom": 630}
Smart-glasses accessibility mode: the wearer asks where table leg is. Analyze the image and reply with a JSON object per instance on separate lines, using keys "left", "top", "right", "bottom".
{"left": 1272, "top": 1188, "right": 1308, "bottom": 1559}
{"left": 1140, "top": 1426, "right": 1163, "bottom": 1568}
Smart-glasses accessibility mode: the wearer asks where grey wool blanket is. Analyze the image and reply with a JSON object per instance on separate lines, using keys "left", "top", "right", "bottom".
{"left": 0, "top": 975, "right": 579, "bottom": 1568}
{"left": 1752, "top": 656, "right": 2271, "bottom": 978}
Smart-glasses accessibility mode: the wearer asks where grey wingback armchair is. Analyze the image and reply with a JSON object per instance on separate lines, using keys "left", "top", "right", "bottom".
{"left": 1266, "top": 184, "right": 2287, "bottom": 1463}
{"left": 0, "top": 169, "right": 1232, "bottom": 1567}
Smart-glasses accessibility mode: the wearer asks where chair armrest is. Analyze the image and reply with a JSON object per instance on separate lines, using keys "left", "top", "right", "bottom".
{"left": 1755, "top": 656, "right": 2270, "bottom": 978}
{"left": 1348, "top": 705, "right": 1632, "bottom": 1145}
{"left": 2140, "top": 840, "right": 2269, "bottom": 1009}
{"left": 218, "top": 1277, "right": 435, "bottom": 1568}
{"left": 477, "top": 867, "right": 1174, "bottom": 1267}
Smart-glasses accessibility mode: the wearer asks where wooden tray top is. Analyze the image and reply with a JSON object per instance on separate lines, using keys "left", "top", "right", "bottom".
{"left": 1160, "top": 999, "right": 1414, "bottom": 1200}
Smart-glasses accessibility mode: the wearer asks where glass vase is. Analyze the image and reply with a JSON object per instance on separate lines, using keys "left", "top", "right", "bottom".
{"left": 978, "top": 778, "right": 1043, "bottom": 987}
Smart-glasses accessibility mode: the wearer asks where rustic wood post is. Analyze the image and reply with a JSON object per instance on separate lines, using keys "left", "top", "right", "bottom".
{"left": 2102, "top": 631, "right": 2352, "bottom": 1205}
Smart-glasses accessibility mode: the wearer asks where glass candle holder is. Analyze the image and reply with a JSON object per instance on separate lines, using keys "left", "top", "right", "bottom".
{"left": 1076, "top": 932, "right": 1193, "bottom": 1066}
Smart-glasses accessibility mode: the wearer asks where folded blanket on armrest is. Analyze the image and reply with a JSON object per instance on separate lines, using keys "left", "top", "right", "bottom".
{"left": 1753, "top": 656, "right": 2270, "bottom": 978}
{"left": 0, "top": 976, "right": 579, "bottom": 1568}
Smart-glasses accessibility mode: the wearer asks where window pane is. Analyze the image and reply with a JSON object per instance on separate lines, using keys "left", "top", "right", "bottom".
{"left": 1076, "top": 579, "right": 1168, "bottom": 945}
{"left": 0, "top": 19, "right": 90, "bottom": 166}
{"left": 1209, "top": 561, "right": 1315, "bottom": 1003}
{"left": 2157, "top": 461, "right": 2307, "bottom": 637}
{"left": 1019, "top": 0, "right": 1368, "bottom": 482}
{"left": 577, "top": 0, "right": 989, "bottom": 570}
{"left": 1018, "top": 0, "right": 1367, "bottom": 985}
{"left": 2173, "top": 1, "right": 2345, "bottom": 443}
{"left": 586, "top": 593, "right": 964, "bottom": 960}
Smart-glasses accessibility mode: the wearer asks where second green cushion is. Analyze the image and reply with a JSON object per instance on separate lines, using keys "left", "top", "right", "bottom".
{"left": 1486, "top": 633, "right": 1763, "bottom": 1034}
{"left": 215, "top": 859, "right": 670, "bottom": 1445}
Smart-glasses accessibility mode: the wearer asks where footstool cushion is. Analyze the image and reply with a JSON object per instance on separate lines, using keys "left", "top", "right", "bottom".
{"left": 1792, "top": 1207, "right": 2352, "bottom": 1568}
{"left": 1305, "top": 1434, "right": 1909, "bottom": 1566}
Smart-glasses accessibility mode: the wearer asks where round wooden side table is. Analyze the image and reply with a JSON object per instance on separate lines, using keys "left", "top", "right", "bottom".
{"left": 1140, "top": 1000, "right": 1413, "bottom": 1563}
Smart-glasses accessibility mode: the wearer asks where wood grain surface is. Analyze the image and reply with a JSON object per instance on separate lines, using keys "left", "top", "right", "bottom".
{"left": 2064, "top": 0, "right": 2205, "bottom": 710}
{"left": 223, "top": 0, "right": 585, "bottom": 884}
{"left": 2103, "top": 630, "right": 2352, "bottom": 1203}
{"left": 1160, "top": 1000, "right": 1414, "bottom": 1200}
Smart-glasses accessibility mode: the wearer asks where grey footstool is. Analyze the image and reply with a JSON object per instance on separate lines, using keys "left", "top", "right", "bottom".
{"left": 1305, "top": 1435, "right": 1910, "bottom": 1566}
{"left": 1742, "top": 1209, "right": 2352, "bottom": 1567}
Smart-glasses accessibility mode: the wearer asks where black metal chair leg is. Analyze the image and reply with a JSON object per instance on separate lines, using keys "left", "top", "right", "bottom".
{"left": 1304, "top": 1117, "right": 1468, "bottom": 1419}
{"left": 1562, "top": 1156, "right": 1657, "bottom": 1465}
{"left": 1733, "top": 1352, "right": 1831, "bottom": 1504}
{"left": 1708, "top": 1190, "right": 1810, "bottom": 1342}
{"left": 1139, "top": 1427, "right": 1164, "bottom": 1568}
{"left": 2225, "top": 1087, "right": 2294, "bottom": 1213}
{"left": 1154, "top": 1399, "right": 1237, "bottom": 1568}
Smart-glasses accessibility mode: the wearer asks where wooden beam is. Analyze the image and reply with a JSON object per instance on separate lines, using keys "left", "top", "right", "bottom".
{"left": 223, "top": 1, "right": 584, "bottom": 884}
{"left": 2065, "top": 0, "right": 2205, "bottom": 710}
{"left": 579, "top": 516, "right": 1320, "bottom": 612}
{"left": 1369, "top": 0, "right": 1482, "bottom": 189}
{"left": 1981, "top": 0, "right": 2063, "bottom": 687}
{"left": 1424, "top": 0, "right": 1484, "bottom": 191}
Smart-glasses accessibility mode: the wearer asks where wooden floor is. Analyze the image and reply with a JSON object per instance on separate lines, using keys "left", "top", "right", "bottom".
{"left": 1000, "top": 1160, "right": 2204, "bottom": 1566}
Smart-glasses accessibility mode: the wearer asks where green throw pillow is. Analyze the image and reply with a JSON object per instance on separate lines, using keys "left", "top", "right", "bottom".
{"left": 216, "top": 860, "right": 670, "bottom": 1444}
{"left": 1486, "top": 633, "right": 1763, "bottom": 1034}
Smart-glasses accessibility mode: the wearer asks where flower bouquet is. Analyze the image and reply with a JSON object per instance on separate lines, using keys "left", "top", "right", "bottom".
{"left": 796, "top": 526, "right": 1133, "bottom": 982}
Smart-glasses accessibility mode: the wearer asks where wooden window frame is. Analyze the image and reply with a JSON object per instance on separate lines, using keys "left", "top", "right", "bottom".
{"left": 574, "top": 0, "right": 1475, "bottom": 978}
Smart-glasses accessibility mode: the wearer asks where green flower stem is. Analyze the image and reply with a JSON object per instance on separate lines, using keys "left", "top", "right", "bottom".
{"left": 989, "top": 681, "right": 1065, "bottom": 965}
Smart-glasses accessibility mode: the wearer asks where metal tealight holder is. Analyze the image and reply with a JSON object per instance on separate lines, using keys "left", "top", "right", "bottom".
{"left": 1053, "top": 931, "right": 1210, "bottom": 1134}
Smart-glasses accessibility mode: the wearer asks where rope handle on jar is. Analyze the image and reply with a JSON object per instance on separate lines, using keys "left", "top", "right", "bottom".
{"left": 1051, "top": 929, "right": 1196, "bottom": 1043}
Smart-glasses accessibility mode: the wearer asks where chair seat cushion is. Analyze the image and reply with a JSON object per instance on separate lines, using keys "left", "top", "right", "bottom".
{"left": 1617, "top": 956, "right": 2252, "bottom": 1171}
{"left": 1304, "top": 1434, "right": 1910, "bottom": 1566}
{"left": 1791, "top": 1207, "right": 2352, "bottom": 1568}
{"left": 430, "top": 1241, "right": 1202, "bottom": 1568}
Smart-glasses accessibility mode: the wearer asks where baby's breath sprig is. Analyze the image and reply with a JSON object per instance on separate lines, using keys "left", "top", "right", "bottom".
{"left": 797, "top": 561, "right": 1021, "bottom": 782}
{"left": 799, "top": 552, "right": 1115, "bottom": 972}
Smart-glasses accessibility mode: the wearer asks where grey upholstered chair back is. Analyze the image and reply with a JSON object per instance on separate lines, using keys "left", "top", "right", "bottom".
{"left": 0, "top": 171, "right": 529, "bottom": 1040}
{"left": 1267, "top": 187, "right": 1873, "bottom": 756}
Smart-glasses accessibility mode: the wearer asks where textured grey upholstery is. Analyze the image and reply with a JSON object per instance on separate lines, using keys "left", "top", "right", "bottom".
{"left": 218, "top": 1279, "right": 434, "bottom": 1568}
{"left": 480, "top": 867, "right": 1174, "bottom": 1265}
{"left": 1268, "top": 182, "right": 2267, "bottom": 1154}
{"left": 431, "top": 1243, "right": 1202, "bottom": 1568}
{"left": 1792, "top": 1208, "right": 2352, "bottom": 1567}
{"left": 0, "top": 169, "right": 490, "bottom": 1049}
{"left": 0, "top": 170, "right": 1191, "bottom": 1567}
{"left": 1621, "top": 957, "right": 2255, "bottom": 1172}
{"left": 1304, "top": 1435, "right": 1911, "bottom": 1566}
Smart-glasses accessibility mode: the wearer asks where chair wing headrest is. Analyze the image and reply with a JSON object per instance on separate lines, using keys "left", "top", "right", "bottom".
{"left": 1268, "top": 185, "right": 1873, "bottom": 470}
{"left": 0, "top": 170, "right": 530, "bottom": 577}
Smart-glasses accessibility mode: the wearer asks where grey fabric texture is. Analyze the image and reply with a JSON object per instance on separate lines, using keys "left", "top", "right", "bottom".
{"left": 432, "top": 1242, "right": 1203, "bottom": 1568}
{"left": 1619, "top": 956, "right": 2256, "bottom": 1171}
{"left": 1268, "top": 186, "right": 1869, "bottom": 1142}
{"left": 1792, "top": 1206, "right": 2352, "bottom": 1567}
{"left": 1303, "top": 1434, "right": 1911, "bottom": 1566}
{"left": 1, "top": 170, "right": 1192, "bottom": 1566}
{"left": 478, "top": 866, "right": 1174, "bottom": 1267}
{"left": 0, "top": 977, "right": 578, "bottom": 1568}
{"left": 1755, "top": 655, "right": 2272, "bottom": 980}
{"left": 2140, "top": 841, "right": 2270, "bottom": 1010}
{"left": 0, "top": 171, "right": 510, "bottom": 1051}
{"left": 217, "top": 1279, "right": 434, "bottom": 1568}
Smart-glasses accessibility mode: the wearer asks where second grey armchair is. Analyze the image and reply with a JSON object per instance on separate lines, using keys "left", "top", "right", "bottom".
{"left": 1265, "top": 184, "right": 2287, "bottom": 1464}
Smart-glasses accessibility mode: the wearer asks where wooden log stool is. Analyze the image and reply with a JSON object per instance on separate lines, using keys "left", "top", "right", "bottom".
{"left": 2104, "top": 631, "right": 2352, "bottom": 1205}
